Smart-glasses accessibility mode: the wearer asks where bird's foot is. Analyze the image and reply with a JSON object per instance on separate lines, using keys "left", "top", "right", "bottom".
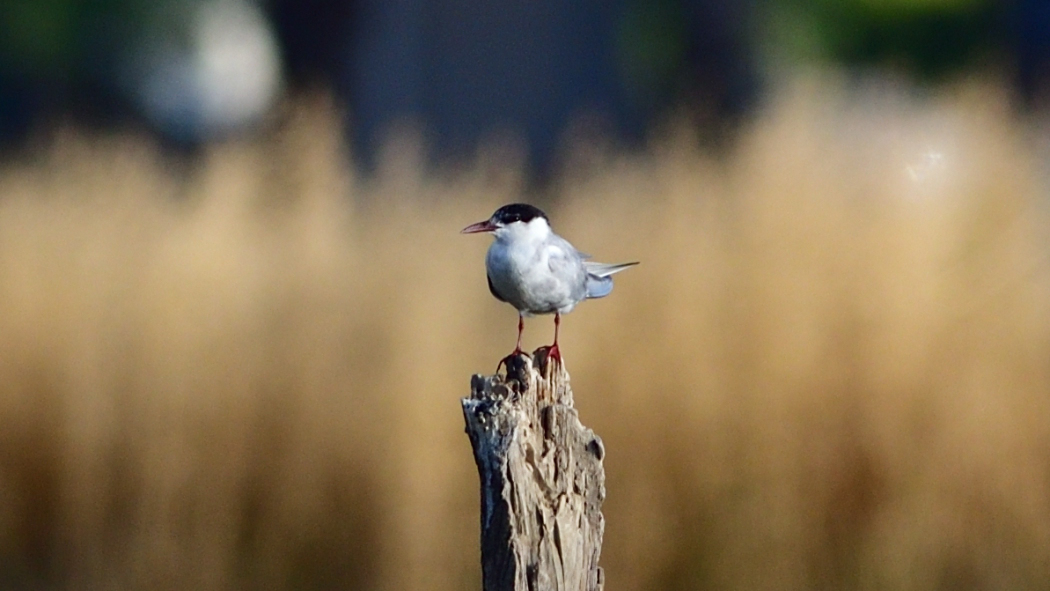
{"left": 496, "top": 347, "right": 527, "bottom": 375}
{"left": 535, "top": 343, "right": 561, "bottom": 371}
{"left": 496, "top": 348, "right": 531, "bottom": 388}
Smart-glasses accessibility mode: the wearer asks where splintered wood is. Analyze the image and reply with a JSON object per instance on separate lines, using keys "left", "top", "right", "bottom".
{"left": 462, "top": 352, "right": 606, "bottom": 591}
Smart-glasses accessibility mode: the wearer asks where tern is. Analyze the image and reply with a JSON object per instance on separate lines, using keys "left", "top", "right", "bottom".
{"left": 462, "top": 203, "right": 638, "bottom": 362}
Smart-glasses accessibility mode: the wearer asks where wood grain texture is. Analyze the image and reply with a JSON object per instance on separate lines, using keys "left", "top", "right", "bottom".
{"left": 462, "top": 352, "right": 606, "bottom": 591}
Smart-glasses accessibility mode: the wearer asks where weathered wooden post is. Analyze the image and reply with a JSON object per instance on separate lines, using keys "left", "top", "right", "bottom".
{"left": 462, "top": 351, "right": 606, "bottom": 591}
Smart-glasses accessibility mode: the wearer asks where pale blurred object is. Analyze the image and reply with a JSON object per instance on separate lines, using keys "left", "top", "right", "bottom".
{"left": 905, "top": 149, "right": 946, "bottom": 183}
{"left": 126, "top": 0, "right": 283, "bottom": 142}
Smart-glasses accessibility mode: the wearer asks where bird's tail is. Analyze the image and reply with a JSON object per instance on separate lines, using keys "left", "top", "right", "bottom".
{"left": 584, "top": 261, "right": 639, "bottom": 278}
{"left": 584, "top": 261, "right": 639, "bottom": 299}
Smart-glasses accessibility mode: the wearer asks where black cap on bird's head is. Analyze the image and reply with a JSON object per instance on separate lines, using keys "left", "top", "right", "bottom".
{"left": 461, "top": 203, "right": 549, "bottom": 234}
{"left": 490, "top": 203, "right": 548, "bottom": 226}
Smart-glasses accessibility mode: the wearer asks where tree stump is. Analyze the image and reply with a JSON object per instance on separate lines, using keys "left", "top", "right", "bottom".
{"left": 462, "top": 351, "right": 606, "bottom": 591}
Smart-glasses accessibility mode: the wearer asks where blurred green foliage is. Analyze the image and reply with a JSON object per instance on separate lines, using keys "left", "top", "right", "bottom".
{"left": 0, "top": 1, "right": 78, "bottom": 76}
{"left": 764, "top": 0, "right": 1002, "bottom": 78}
{"left": 617, "top": 0, "right": 691, "bottom": 105}
{"left": 0, "top": 0, "right": 150, "bottom": 80}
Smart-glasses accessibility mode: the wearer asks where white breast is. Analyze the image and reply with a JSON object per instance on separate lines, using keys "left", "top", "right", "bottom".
{"left": 485, "top": 220, "right": 585, "bottom": 315}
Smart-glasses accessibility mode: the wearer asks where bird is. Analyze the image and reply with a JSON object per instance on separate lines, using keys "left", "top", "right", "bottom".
{"left": 462, "top": 203, "right": 638, "bottom": 363}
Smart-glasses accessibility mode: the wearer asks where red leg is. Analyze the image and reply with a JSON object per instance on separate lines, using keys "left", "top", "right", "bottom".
{"left": 514, "top": 314, "right": 524, "bottom": 355}
{"left": 547, "top": 313, "right": 562, "bottom": 362}
{"left": 497, "top": 314, "right": 526, "bottom": 374}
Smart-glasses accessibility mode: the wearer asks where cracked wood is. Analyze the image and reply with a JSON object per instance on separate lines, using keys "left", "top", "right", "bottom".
{"left": 462, "top": 352, "right": 606, "bottom": 591}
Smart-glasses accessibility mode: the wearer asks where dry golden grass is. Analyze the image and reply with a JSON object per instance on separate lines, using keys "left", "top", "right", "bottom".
{"left": 0, "top": 77, "right": 1048, "bottom": 590}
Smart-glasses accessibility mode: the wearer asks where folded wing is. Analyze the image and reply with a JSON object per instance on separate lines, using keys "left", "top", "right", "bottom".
{"left": 583, "top": 261, "right": 639, "bottom": 299}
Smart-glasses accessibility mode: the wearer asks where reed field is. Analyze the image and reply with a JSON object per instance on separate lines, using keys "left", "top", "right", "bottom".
{"left": 0, "top": 76, "right": 1048, "bottom": 590}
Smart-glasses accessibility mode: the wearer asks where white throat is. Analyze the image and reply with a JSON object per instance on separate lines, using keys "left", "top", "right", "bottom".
{"left": 493, "top": 217, "right": 552, "bottom": 245}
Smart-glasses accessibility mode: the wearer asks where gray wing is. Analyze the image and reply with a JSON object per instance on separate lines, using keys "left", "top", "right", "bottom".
{"left": 583, "top": 261, "right": 639, "bottom": 299}
{"left": 545, "top": 239, "right": 589, "bottom": 303}
{"left": 486, "top": 273, "right": 507, "bottom": 302}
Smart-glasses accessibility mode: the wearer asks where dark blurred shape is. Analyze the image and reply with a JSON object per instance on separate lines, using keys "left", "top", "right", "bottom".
{"left": 335, "top": 0, "right": 758, "bottom": 177}
{"left": 269, "top": 0, "right": 359, "bottom": 89}
{"left": 344, "top": 0, "right": 627, "bottom": 175}
{"left": 1010, "top": 0, "right": 1050, "bottom": 106}
{"left": 0, "top": 0, "right": 134, "bottom": 146}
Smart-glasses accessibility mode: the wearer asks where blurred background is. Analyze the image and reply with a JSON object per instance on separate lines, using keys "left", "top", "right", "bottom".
{"left": 3, "top": 0, "right": 1050, "bottom": 590}
{"left": 6, "top": 0, "right": 1050, "bottom": 173}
